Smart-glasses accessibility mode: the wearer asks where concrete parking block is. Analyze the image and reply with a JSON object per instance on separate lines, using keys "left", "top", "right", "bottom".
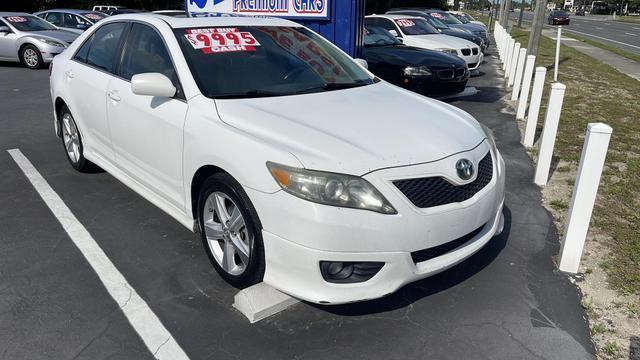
{"left": 233, "top": 282, "right": 299, "bottom": 323}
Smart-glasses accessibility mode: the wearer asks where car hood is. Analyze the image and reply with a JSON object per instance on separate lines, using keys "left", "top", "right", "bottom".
{"left": 406, "top": 34, "right": 476, "bottom": 49}
{"left": 364, "top": 45, "right": 466, "bottom": 68}
{"left": 20, "top": 29, "right": 79, "bottom": 44}
{"left": 214, "top": 82, "right": 484, "bottom": 175}
{"left": 459, "top": 23, "right": 486, "bottom": 32}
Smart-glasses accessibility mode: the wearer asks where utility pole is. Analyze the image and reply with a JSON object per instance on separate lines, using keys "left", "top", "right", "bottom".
{"left": 528, "top": 0, "right": 547, "bottom": 55}
{"left": 518, "top": 0, "right": 526, "bottom": 27}
{"left": 503, "top": 0, "right": 512, "bottom": 29}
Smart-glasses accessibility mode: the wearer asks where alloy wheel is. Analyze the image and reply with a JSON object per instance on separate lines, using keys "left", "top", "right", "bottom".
{"left": 61, "top": 113, "right": 80, "bottom": 164}
{"left": 203, "top": 192, "right": 252, "bottom": 276}
{"left": 23, "top": 48, "right": 39, "bottom": 68}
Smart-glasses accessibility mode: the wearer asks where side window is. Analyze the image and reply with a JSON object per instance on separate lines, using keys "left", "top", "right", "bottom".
{"left": 64, "top": 14, "right": 90, "bottom": 29}
{"left": 86, "top": 22, "right": 127, "bottom": 73}
{"left": 119, "top": 23, "right": 177, "bottom": 82}
{"left": 45, "top": 12, "right": 62, "bottom": 26}
{"left": 74, "top": 34, "right": 93, "bottom": 63}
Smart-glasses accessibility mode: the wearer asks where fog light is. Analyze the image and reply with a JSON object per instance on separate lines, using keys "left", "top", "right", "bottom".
{"left": 319, "top": 261, "right": 384, "bottom": 283}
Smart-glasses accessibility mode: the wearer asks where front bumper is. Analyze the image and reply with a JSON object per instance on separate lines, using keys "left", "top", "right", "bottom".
{"left": 401, "top": 70, "right": 469, "bottom": 97}
{"left": 459, "top": 50, "right": 483, "bottom": 70}
{"left": 247, "top": 143, "right": 506, "bottom": 304}
{"left": 34, "top": 42, "right": 66, "bottom": 63}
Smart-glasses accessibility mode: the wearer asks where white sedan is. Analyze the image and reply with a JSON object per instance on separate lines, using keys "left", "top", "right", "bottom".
{"left": 365, "top": 14, "right": 484, "bottom": 70}
{"left": 50, "top": 13, "right": 505, "bottom": 304}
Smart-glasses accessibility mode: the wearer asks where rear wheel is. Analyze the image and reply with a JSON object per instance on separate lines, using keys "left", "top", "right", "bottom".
{"left": 197, "top": 173, "right": 265, "bottom": 288}
{"left": 20, "top": 44, "right": 43, "bottom": 69}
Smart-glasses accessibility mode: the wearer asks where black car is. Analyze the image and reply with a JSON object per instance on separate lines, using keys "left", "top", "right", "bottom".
{"left": 548, "top": 10, "right": 570, "bottom": 25}
{"left": 362, "top": 25, "right": 469, "bottom": 97}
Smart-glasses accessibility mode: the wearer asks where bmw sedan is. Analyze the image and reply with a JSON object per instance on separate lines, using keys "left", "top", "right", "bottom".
{"left": 0, "top": 13, "right": 78, "bottom": 69}
{"left": 50, "top": 13, "right": 505, "bottom": 304}
{"left": 363, "top": 25, "right": 469, "bottom": 97}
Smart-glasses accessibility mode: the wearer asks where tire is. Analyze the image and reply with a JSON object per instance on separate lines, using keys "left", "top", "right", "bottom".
{"left": 59, "top": 105, "right": 96, "bottom": 172}
{"left": 20, "top": 44, "right": 44, "bottom": 69}
{"left": 197, "top": 173, "right": 265, "bottom": 288}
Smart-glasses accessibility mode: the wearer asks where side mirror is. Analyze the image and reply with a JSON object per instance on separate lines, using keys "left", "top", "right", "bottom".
{"left": 131, "top": 73, "right": 176, "bottom": 98}
{"left": 354, "top": 58, "right": 368, "bottom": 69}
{"left": 388, "top": 29, "right": 399, "bottom": 37}
{"left": 0, "top": 25, "right": 11, "bottom": 33}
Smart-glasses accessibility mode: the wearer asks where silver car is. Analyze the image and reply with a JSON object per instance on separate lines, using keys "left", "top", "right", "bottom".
{"left": 0, "top": 12, "right": 78, "bottom": 69}
{"left": 34, "top": 9, "right": 109, "bottom": 34}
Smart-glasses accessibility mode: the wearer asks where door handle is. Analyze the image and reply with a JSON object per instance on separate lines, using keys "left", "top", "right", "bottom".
{"left": 107, "top": 90, "right": 121, "bottom": 102}
{"left": 65, "top": 70, "right": 74, "bottom": 79}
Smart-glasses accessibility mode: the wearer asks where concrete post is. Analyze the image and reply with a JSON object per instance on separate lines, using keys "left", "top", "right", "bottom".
{"left": 554, "top": 26, "right": 562, "bottom": 81}
{"left": 511, "top": 48, "right": 527, "bottom": 94}
{"left": 528, "top": 0, "right": 548, "bottom": 56}
{"left": 559, "top": 123, "right": 613, "bottom": 273}
{"left": 507, "top": 42, "right": 521, "bottom": 82}
{"left": 517, "top": 55, "right": 536, "bottom": 120}
{"left": 524, "top": 66, "right": 547, "bottom": 147}
{"left": 534, "top": 83, "right": 566, "bottom": 186}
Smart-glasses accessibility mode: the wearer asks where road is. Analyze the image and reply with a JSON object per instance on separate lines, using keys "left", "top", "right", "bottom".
{"left": 0, "top": 51, "right": 594, "bottom": 360}
{"left": 510, "top": 10, "right": 640, "bottom": 55}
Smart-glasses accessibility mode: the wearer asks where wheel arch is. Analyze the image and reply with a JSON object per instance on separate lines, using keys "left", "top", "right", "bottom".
{"left": 190, "top": 164, "right": 229, "bottom": 221}
{"left": 54, "top": 97, "right": 68, "bottom": 137}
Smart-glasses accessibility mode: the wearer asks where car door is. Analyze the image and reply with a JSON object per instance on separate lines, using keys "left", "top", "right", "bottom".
{"left": 0, "top": 19, "right": 19, "bottom": 60}
{"left": 64, "top": 21, "right": 128, "bottom": 162}
{"left": 106, "top": 22, "right": 188, "bottom": 210}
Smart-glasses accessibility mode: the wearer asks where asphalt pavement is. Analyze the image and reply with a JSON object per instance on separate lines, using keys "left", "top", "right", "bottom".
{"left": 0, "top": 46, "right": 595, "bottom": 360}
{"left": 510, "top": 10, "right": 640, "bottom": 55}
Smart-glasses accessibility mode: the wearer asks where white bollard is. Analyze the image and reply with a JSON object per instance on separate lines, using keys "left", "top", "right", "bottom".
{"left": 558, "top": 123, "right": 613, "bottom": 273}
{"left": 507, "top": 42, "right": 521, "bottom": 82}
{"left": 523, "top": 66, "right": 547, "bottom": 147}
{"left": 510, "top": 48, "right": 527, "bottom": 93}
{"left": 534, "top": 83, "right": 566, "bottom": 186}
{"left": 503, "top": 37, "right": 514, "bottom": 70}
{"left": 517, "top": 55, "right": 536, "bottom": 120}
{"left": 554, "top": 26, "right": 562, "bottom": 81}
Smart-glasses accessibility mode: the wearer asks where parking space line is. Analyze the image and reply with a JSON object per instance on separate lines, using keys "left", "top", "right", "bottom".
{"left": 7, "top": 149, "right": 190, "bottom": 360}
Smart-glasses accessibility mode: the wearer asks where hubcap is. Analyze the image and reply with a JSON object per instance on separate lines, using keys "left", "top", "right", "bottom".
{"left": 203, "top": 192, "right": 252, "bottom": 276}
{"left": 24, "top": 48, "right": 38, "bottom": 67}
{"left": 61, "top": 113, "right": 80, "bottom": 163}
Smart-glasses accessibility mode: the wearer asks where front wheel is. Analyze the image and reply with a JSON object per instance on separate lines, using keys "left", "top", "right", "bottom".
{"left": 59, "top": 105, "right": 96, "bottom": 172}
{"left": 198, "top": 173, "right": 265, "bottom": 288}
{"left": 20, "top": 45, "right": 44, "bottom": 69}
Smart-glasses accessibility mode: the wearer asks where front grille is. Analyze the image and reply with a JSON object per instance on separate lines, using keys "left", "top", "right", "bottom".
{"left": 468, "top": 63, "right": 477, "bottom": 69}
{"left": 411, "top": 224, "right": 485, "bottom": 263}
{"left": 437, "top": 69, "right": 454, "bottom": 79}
{"left": 393, "top": 152, "right": 493, "bottom": 209}
{"left": 455, "top": 68, "right": 466, "bottom": 77}
{"left": 472, "top": 47, "right": 479, "bottom": 55}
{"left": 461, "top": 48, "right": 471, "bottom": 56}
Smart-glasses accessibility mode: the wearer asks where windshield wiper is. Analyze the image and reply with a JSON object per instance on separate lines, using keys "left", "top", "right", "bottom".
{"left": 295, "top": 80, "right": 371, "bottom": 94}
{"left": 213, "top": 89, "right": 287, "bottom": 99}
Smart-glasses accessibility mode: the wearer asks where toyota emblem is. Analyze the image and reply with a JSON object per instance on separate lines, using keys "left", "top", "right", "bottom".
{"left": 456, "top": 159, "right": 474, "bottom": 180}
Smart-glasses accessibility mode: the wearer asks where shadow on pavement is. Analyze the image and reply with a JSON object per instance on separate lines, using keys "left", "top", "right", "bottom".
{"left": 630, "top": 336, "right": 639, "bottom": 360}
{"left": 313, "top": 206, "right": 512, "bottom": 316}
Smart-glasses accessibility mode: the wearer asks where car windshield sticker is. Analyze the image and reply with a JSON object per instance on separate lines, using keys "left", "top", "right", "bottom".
{"left": 85, "top": 13, "right": 102, "bottom": 20}
{"left": 185, "top": 28, "right": 260, "bottom": 54}
{"left": 396, "top": 19, "right": 416, "bottom": 27}
{"left": 6, "top": 16, "right": 27, "bottom": 23}
{"left": 430, "top": 12, "right": 445, "bottom": 19}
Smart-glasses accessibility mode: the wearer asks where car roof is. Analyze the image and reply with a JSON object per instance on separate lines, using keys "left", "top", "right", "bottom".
{"left": 117, "top": 13, "right": 301, "bottom": 28}
{"left": 367, "top": 14, "right": 423, "bottom": 20}
{"left": 36, "top": 9, "right": 101, "bottom": 14}
{"left": 0, "top": 12, "right": 35, "bottom": 17}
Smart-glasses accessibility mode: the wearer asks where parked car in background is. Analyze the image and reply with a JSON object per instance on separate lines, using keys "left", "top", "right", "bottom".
{"left": 547, "top": 10, "right": 570, "bottom": 24}
{"left": 365, "top": 15, "right": 483, "bottom": 70}
{"left": 104, "top": 8, "right": 146, "bottom": 15}
{"left": 50, "top": 13, "right": 505, "bottom": 305}
{"left": 388, "top": 9, "right": 489, "bottom": 46}
{"left": 34, "top": 9, "right": 108, "bottom": 34}
{"left": 397, "top": 12, "right": 485, "bottom": 52}
{"left": 363, "top": 25, "right": 469, "bottom": 97}
{"left": 448, "top": 11, "right": 487, "bottom": 27}
{"left": 92, "top": 5, "right": 123, "bottom": 12}
{"left": 0, "top": 12, "right": 77, "bottom": 69}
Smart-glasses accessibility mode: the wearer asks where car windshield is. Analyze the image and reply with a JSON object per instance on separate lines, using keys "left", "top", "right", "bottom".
{"left": 364, "top": 25, "right": 401, "bottom": 46}
{"left": 428, "top": 12, "right": 463, "bottom": 25}
{"left": 462, "top": 13, "right": 476, "bottom": 21}
{"left": 426, "top": 16, "right": 449, "bottom": 29}
{"left": 175, "top": 26, "right": 376, "bottom": 98}
{"left": 452, "top": 13, "right": 470, "bottom": 23}
{"left": 395, "top": 18, "right": 439, "bottom": 35}
{"left": 553, "top": 10, "right": 569, "bottom": 16}
{"left": 80, "top": 12, "right": 108, "bottom": 22}
{"left": 2, "top": 15, "right": 58, "bottom": 31}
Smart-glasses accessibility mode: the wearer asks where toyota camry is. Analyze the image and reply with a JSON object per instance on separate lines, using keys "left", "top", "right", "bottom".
{"left": 49, "top": 13, "right": 505, "bottom": 304}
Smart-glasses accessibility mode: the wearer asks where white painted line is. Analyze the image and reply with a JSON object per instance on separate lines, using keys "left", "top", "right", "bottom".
{"left": 633, "top": 27, "right": 640, "bottom": 30}
{"left": 595, "top": 27, "right": 604, "bottom": 30}
{"left": 563, "top": 28, "right": 640, "bottom": 50}
{"left": 625, "top": 32, "right": 638, "bottom": 36}
{"left": 7, "top": 149, "right": 189, "bottom": 360}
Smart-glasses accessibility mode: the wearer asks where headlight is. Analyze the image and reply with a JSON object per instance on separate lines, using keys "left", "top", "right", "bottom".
{"left": 403, "top": 65, "right": 432, "bottom": 77}
{"left": 480, "top": 123, "right": 498, "bottom": 156}
{"left": 38, "top": 38, "right": 65, "bottom": 47}
{"left": 267, "top": 162, "right": 397, "bottom": 214}
{"left": 434, "top": 48, "right": 458, "bottom": 55}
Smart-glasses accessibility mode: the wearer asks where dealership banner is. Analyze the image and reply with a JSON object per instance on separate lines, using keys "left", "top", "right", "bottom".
{"left": 186, "top": 0, "right": 330, "bottom": 19}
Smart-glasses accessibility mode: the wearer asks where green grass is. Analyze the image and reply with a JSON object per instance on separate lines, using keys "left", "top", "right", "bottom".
{"left": 591, "top": 322, "right": 608, "bottom": 335}
{"left": 615, "top": 16, "right": 640, "bottom": 24}
{"left": 603, "top": 340, "right": 620, "bottom": 356}
{"left": 505, "top": 27, "right": 640, "bottom": 295}
{"left": 550, "top": 199, "right": 569, "bottom": 211}
{"left": 562, "top": 32, "right": 640, "bottom": 63}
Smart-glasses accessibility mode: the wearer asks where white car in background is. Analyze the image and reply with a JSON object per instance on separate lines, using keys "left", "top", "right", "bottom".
{"left": 49, "top": 13, "right": 505, "bottom": 304}
{"left": 365, "top": 14, "right": 483, "bottom": 70}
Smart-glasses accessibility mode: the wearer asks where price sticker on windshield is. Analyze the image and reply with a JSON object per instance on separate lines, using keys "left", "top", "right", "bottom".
{"left": 396, "top": 19, "right": 416, "bottom": 27}
{"left": 85, "top": 14, "right": 102, "bottom": 20}
{"left": 6, "top": 16, "right": 27, "bottom": 23}
{"left": 185, "top": 28, "right": 260, "bottom": 54}
{"left": 430, "top": 12, "right": 445, "bottom": 19}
